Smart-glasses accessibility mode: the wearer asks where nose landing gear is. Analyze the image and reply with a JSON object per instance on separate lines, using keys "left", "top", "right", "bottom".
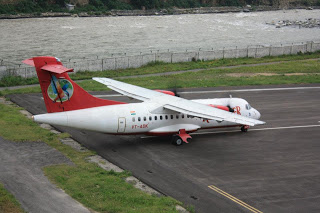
{"left": 241, "top": 125, "right": 250, "bottom": 132}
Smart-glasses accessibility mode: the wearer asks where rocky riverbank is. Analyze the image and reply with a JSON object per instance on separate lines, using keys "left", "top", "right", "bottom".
{"left": 267, "top": 18, "right": 320, "bottom": 28}
{"left": 0, "top": 5, "right": 319, "bottom": 19}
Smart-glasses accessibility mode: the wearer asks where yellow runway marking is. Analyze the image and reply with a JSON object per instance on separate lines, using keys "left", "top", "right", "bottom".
{"left": 208, "top": 185, "right": 263, "bottom": 213}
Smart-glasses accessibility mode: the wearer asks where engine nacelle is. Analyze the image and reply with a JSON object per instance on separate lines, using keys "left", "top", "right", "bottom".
{"left": 155, "top": 90, "right": 175, "bottom": 96}
{"left": 208, "top": 104, "right": 233, "bottom": 112}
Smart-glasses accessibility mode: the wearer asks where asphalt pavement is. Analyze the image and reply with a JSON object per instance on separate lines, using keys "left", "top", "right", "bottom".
{"left": 0, "top": 137, "right": 91, "bottom": 213}
{"left": 8, "top": 83, "right": 320, "bottom": 213}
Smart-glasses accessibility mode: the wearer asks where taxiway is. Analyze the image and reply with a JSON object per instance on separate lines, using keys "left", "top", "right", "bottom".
{"left": 9, "top": 84, "right": 320, "bottom": 213}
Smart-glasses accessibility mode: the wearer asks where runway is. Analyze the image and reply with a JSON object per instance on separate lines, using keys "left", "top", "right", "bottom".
{"left": 8, "top": 84, "right": 320, "bottom": 213}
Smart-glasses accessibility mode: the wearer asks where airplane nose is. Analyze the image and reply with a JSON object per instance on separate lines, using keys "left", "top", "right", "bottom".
{"left": 255, "top": 109, "right": 261, "bottom": 119}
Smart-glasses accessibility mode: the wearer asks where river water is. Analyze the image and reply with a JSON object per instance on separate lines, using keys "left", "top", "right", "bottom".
{"left": 0, "top": 9, "right": 319, "bottom": 65}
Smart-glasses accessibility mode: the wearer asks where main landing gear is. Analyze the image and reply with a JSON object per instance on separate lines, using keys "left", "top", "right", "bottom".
{"left": 172, "top": 129, "right": 192, "bottom": 146}
{"left": 241, "top": 125, "right": 250, "bottom": 132}
{"left": 172, "top": 135, "right": 184, "bottom": 146}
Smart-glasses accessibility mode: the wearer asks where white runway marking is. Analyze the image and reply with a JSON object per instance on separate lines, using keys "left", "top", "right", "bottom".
{"left": 140, "top": 124, "right": 320, "bottom": 138}
{"left": 94, "top": 86, "right": 320, "bottom": 97}
{"left": 179, "top": 86, "right": 320, "bottom": 94}
{"left": 192, "top": 124, "right": 320, "bottom": 135}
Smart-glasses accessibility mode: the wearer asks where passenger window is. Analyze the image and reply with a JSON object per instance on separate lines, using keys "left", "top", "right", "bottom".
{"left": 154, "top": 116, "right": 157, "bottom": 120}
{"left": 165, "top": 115, "right": 168, "bottom": 120}
{"left": 160, "top": 116, "right": 163, "bottom": 120}
{"left": 171, "top": 115, "right": 173, "bottom": 119}
{"left": 144, "top": 117, "right": 146, "bottom": 121}
{"left": 176, "top": 115, "right": 179, "bottom": 119}
{"left": 182, "top": 114, "right": 184, "bottom": 119}
{"left": 138, "top": 117, "right": 141, "bottom": 122}
{"left": 149, "top": 116, "right": 152, "bottom": 121}
{"left": 132, "top": 117, "right": 135, "bottom": 122}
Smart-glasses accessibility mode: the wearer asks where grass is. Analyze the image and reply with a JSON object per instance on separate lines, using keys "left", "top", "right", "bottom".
{"left": 1, "top": 51, "right": 320, "bottom": 87}
{"left": 0, "top": 58, "right": 319, "bottom": 96}
{"left": 69, "top": 52, "right": 320, "bottom": 80}
{"left": 0, "top": 102, "right": 181, "bottom": 212}
{"left": 0, "top": 183, "right": 25, "bottom": 213}
{"left": 74, "top": 59, "right": 320, "bottom": 91}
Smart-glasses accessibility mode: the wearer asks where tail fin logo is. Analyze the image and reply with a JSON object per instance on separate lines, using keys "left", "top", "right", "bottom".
{"left": 47, "top": 75, "right": 74, "bottom": 103}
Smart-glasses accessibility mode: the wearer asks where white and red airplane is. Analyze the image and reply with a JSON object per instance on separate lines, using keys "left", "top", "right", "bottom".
{"left": 23, "top": 56, "right": 265, "bottom": 145}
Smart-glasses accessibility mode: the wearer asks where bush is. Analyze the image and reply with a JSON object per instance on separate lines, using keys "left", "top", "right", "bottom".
{"left": 217, "top": 0, "right": 243, "bottom": 6}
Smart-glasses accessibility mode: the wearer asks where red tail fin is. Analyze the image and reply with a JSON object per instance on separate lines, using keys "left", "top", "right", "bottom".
{"left": 23, "top": 56, "right": 125, "bottom": 113}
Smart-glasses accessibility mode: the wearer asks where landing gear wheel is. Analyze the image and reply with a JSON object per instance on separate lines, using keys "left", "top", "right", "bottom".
{"left": 172, "top": 135, "right": 183, "bottom": 146}
{"left": 241, "top": 126, "right": 248, "bottom": 132}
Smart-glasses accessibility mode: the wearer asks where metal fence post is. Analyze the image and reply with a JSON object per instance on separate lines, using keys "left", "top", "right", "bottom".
{"left": 236, "top": 46, "right": 238, "bottom": 58}
{"left": 223, "top": 47, "right": 225, "bottom": 59}
{"left": 115, "top": 58, "right": 117, "bottom": 70}
{"left": 247, "top": 46, "right": 249, "bottom": 58}
{"left": 101, "top": 59, "right": 104, "bottom": 71}
{"left": 305, "top": 43, "right": 308, "bottom": 53}
{"left": 269, "top": 46, "right": 271, "bottom": 56}
{"left": 311, "top": 41, "right": 313, "bottom": 52}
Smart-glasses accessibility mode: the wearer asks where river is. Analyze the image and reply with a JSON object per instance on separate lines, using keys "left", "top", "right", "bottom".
{"left": 0, "top": 9, "right": 319, "bottom": 65}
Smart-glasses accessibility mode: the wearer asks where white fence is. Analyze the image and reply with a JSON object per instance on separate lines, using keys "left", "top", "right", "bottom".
{"left": 1, "top": 41, "right": 319, "bottom": 79}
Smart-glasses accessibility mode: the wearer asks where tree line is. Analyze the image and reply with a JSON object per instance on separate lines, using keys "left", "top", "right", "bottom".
{"left": 0, "top": 0, "right": 319, "bottom": 14}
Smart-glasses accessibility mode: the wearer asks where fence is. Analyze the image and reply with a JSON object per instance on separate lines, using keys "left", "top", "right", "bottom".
{"left": 1, "top": 41, "right": 319, "bottom": 79}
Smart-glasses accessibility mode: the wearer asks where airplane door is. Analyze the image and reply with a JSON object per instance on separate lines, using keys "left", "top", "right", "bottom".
{"left": 117, "top": 117, "right": 126, "bottom": 133}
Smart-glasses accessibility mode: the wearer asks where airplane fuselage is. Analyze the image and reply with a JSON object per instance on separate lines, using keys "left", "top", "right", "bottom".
{"left": 34, "top": 97, "right": 261, "bottom": 136}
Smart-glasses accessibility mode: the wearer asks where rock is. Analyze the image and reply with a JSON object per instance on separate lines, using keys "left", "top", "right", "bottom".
{"left": 267, "top": 18, "right": 320, "bottom": 29}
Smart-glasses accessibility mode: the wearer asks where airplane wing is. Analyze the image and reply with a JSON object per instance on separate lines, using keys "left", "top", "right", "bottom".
{"left": 93, "top": 78, "right": 265, "bottom": 126}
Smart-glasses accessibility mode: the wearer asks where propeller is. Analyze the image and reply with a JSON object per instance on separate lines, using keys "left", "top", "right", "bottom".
{"left": 227, "top": 94, "right": 234, "bottom": 112}
{"left": 172, "top": 88, "right": 180, "bottom": 97}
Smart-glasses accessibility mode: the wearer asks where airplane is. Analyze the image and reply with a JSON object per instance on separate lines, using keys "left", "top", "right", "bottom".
{"left": 23, "top": 56, "right": 265, "bottom": 146}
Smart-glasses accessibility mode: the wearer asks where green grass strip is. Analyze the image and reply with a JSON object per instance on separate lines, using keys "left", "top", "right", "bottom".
{"left": 0, "top": 183, "right": 25, "bottom": 213}
{"left": 1, "top": 51, "right": 319, "bottom": 87}
{"left": 0, "top": 102, "right": 180, "bottom": 212}
{"left": 75, "top": 59, "right": 320, "bottom": 91}
{"left": 1, "top": 58, "right": 319, "bottom": 96}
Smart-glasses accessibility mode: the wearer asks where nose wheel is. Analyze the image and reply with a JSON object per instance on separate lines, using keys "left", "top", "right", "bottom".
{"left": 241, "top": 125, "right": 250, "bottom": 132}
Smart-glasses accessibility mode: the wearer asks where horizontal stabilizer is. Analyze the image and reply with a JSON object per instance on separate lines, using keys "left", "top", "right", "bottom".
{"left": 41, "top": 64, "right": 73, "bottom": 74}
{"left": 22, "top": 57, "right": 73, "bottom": 74}
{"left": 22, "top": 58, "right": 35, "bottom": 67}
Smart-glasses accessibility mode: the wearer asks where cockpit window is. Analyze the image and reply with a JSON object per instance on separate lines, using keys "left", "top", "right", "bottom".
{"left": 246, "top": 104, "right": 252, "bottom": 110}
